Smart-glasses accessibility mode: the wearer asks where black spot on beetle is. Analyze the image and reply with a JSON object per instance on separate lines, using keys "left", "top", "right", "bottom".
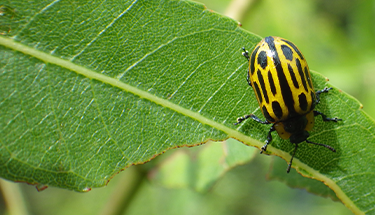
{"left": 257, "top": 70, "right": 269, "bottom": 103}
{"left": 268, "top": 71, "right": 277, "bottom": 95}
{"left": 250, "top": 46, "right": 260, "bottom": 75}
{"left": 272, "top": 101, "right": 283, "bottom": 119}
{"left": 281, "top": 39, "right": 304, "bottom": 60}
{"left": 281, "top": 45, "right": 293, "bottom": 61}
{"left": 304, "top": 67, "right": 313, "bottom": 88}
{"left": 257, "top": 50, "right": 268, "bottom": 69}
{"left": 253, "top": 82, "right": 263, "bottom": 104}
{"left": 263, "top": 106, "right": 274, "bottom": 122}
{"left": 296, "top": 59, "right": 308, "bottom": 92}
{"left": 288, "top": 64, "right": 299, "bottom": 89}
{"left": 299, "top": 93, "right": 308, "bottom": 111}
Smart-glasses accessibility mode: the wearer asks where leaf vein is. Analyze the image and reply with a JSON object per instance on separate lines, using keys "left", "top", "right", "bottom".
{"left": 70, "top": 0, "right": 138, "bottom": 61}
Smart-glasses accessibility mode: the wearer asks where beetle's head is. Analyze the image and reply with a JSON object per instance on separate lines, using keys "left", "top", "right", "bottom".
{"left": 289, "top": 130, "right": 309, "bottom": 143}
{"left": 283, "top": 116, "right": 309, "bottom": 143}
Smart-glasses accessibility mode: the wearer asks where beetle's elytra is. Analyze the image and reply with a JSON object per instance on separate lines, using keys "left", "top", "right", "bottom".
{"left": 236, "top": 36, "right": 342, "bottom": 173}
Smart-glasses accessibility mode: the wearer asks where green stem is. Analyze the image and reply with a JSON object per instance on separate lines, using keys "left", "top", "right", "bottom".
{"left": 0, "top": 179, "right": 30, "bottom": 215}
{"left": 99, "top": 165, "right": 147, "bottom": 215}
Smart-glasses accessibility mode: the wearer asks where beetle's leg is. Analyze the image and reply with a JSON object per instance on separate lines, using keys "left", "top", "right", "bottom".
{"left": 306, "top": 139, "right": 336, "bottom": 152}
{"left": 313, "top": 110, "right": 342, "bottom": 122}
{"left": 314, "top": 87, "right": 342, "bottom": 122}
{"left": 234, "top": 114, "right": 273, "bottom": 154}
{"left": 247, "top": 71, "right": 252, "bottom": 87}
{"left": 315, "top": 87, "right": 332, "bottom": 104}
{"left": 242, "top": 47, "right": 252, "bottom": 87}
{"left": 249, "top": 114, "right": 270, "bottom": 124}
{"left": 242, "top": 47, "right": 250, "bottom": 61}
{"left": 287, "top": 143, "right": 299, "bottom": 173}
{"left": 234, "top": 114, "right": 252, "bottom": 125}
{"left": 260, "top": 125, "right": 275, "bottom": 154}
{"left": 235, "top": 114, "right": 270, "bottom": 125}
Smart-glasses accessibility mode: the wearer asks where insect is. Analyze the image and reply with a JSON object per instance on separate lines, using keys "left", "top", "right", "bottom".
{"left": 236, "top": 36, "right": 341, "bottom": 173}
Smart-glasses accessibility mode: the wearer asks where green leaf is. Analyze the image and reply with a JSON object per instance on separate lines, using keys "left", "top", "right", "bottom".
{"left": 0, "top": 0, "right": 374, "bottom": 214}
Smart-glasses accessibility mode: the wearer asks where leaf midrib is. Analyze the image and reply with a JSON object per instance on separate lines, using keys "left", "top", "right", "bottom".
{"left": 0, "top": 36, "right": 257, "bottom": 145}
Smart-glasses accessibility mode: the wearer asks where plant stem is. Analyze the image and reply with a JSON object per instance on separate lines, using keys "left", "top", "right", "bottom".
{"left": 99, "top": 165, "right": 147, "bottom": 215}
{"left": 0, "top": 179, "right": 29, "bottom": 215}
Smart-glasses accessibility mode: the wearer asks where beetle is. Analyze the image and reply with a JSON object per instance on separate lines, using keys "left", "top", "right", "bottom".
{"left": 236, "top": 36, "right": 341, "bottom": 173}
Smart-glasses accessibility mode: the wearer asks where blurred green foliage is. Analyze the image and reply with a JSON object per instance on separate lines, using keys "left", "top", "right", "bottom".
{"left": 8, "top": 154, "right": 351, "bottom": 215}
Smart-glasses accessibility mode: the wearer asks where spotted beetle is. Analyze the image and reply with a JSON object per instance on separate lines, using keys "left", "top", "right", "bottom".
{"left": 236, "top": 36, "right": 341, "bottom": 173}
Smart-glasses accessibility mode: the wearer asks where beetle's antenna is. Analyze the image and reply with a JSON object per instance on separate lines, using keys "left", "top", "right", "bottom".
{"left": 306, "top": 140, "right": 336, "bottom": 152}
{"left": 287, "top": 144, "right": 299, "bottom": 173}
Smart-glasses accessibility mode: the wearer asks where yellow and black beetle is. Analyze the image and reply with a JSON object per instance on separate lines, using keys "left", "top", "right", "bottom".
{"left": 236, "top": 36, "right": 341, "bottom": 173}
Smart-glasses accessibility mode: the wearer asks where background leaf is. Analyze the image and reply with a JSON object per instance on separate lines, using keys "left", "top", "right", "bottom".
{"left": 0, "top": 0, "right": 374, "bottom": 214}
{"left": 149, "top": 139, "right": 257, "bottom": 192}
